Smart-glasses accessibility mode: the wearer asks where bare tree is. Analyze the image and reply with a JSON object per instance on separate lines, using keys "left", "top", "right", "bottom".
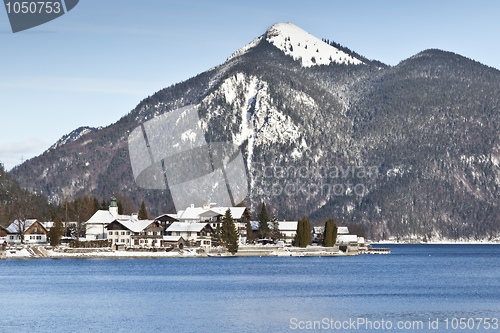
{"left": 66, "top": 195, "right": 97, "bottom": 238}
{"left": 7, "top": 190, "right": 37, "bottom": 244}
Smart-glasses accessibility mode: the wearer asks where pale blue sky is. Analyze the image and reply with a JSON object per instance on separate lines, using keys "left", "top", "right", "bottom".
{"left": 1, "top": 0, "right": 499, "bottom": 170}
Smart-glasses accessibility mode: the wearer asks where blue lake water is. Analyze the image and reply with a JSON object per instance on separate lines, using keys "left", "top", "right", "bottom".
{"left": 0, "top": 245, "right": 499, "bottom": 332}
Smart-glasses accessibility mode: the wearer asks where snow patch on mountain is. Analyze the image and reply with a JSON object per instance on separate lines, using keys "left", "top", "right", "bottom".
{"left": 49, "top": 126, "right": 96, "bottom": 150}
{"left": 265, "top": 23, "right": 364, "bottom": 67}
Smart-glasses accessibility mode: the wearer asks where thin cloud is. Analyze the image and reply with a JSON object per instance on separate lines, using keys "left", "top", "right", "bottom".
{"left": 0, "top": 77, "right": 162, "bottom": 95}
{"left": 0, "top": 139, "right": 49, "bottom": 171}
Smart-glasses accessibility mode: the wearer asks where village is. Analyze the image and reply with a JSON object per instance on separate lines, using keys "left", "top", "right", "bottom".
{"left": 0, "top": 196, "right": 388, "bottom": 259}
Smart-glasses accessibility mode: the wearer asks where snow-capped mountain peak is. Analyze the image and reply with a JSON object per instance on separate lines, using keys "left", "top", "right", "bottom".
{"left": 228, "top": 22, "right": 364, "bottom": 67}
{"left": 265, "top": 22, "right": 364, "bottom": 67}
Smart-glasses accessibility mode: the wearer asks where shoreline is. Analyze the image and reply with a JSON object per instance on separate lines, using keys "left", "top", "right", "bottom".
{"left": 4, "top": 242, "right": 499, "bottom": 260}
{"left": 2, "top": 245, "right": 359, "bottom": 259}
{"left": 373, "top": 240, "right": 500, "bottom": 245}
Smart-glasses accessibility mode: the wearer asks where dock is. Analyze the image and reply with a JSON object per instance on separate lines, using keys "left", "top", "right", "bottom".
{"left": 361, "top": 247, "right": 391, "bottom": 254}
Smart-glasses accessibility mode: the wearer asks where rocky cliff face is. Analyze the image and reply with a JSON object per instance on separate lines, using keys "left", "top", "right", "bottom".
{"left": 10, "top": 23, "right": 500, "bottom": 241}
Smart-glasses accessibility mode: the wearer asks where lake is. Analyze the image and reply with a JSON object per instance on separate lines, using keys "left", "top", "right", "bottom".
{"left": 0, "top": 245, "right": 499, "bottom": 332}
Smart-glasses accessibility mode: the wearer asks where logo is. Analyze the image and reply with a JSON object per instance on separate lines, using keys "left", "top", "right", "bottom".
{"left": 3, "top": 0, "right": 79, "bottom": 33}
{"left": 128, "top": 105, "right": 248, "bottom": 211}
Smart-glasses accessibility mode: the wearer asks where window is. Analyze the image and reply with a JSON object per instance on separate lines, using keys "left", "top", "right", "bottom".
{"left": 10, "top": 236, "right": 14, "bottom": 240}
{"left": 126, "top": 232, "right": 130, "bottom": 235}
{"left": 126, "top": 239, "right": 129, "bottom": 243}
{"left": 121, "top": 239, "right": 125, "bottom": 243}
{"left": 36, "top": 236, "right": 41, "bottom": 240}
{"left": 121, "top": 231, "right": 125, "bottom": 235}
{"left": 109, "top": 231, "right": 113, "bottom": 235}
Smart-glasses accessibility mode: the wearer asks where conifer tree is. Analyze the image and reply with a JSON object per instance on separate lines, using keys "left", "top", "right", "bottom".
{"left": 222, "top": 208, "right": 239, "bottom": 254}
{"left": 117, "top": 200, "right": 124, "bottom": 215}
{"left": 93, "top": 197, "right": 100, "bottom": 213}
{"left": 322, "top": 219, "right": 338, "bottom": 247}
{"left": 138, "top": 201, "right": 148, "bottom": 220}
{"left": 295, "top": 216, "right": 312, "bottom": 247}
{"left": 246, "top": 220, "right": 254, "bottom": 243}
{"left": 302, "top": 216, "right": 312, "bottom": 246}
{"left": 49, "top": 216, "right": 64, "bottom": 246}
{"left": 270, "top": 215, "right": 281, "bottom": 241}
{"left": 295, "top": 217, "right": 303, "bottom": 247}
{"left": 258, "top": 202, "right": 269, "bottom": 239}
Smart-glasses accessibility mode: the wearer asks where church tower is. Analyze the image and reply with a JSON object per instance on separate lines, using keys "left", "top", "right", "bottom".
{"left": 109, "top": 196, "right": 118, "bottom": 218}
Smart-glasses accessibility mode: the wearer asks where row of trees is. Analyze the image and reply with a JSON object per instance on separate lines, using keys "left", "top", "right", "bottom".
{"left": 256, "top": 202, "right": 340, "bottom": 248}
{"left": 255, "top": 202, "right": 281, "bottom": 241}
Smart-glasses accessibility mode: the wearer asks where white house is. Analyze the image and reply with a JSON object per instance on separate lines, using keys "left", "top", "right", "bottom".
{"left": 166, "top": 222, "right": 213, "bottom": 247}
{"left": 198, "top": 206, "right": 250, "bottom": 242}
{"left": 166, "top": 204, "right": 251, "bottom": 245}
{"left": 85, "top": 197, "right": 120, "bottom": 240}
{"left": 277, "top": 221, "right": 298, "bottom": 244}
{"left": 106, "top": 218, "right": 163, "bottom": 247}
{"left": 6, "top": 219, "right": 48, "bottom": 244}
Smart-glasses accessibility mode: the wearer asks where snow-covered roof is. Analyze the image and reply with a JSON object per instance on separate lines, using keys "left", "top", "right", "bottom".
{"left": 7, "top": 219, "right": 38, "bottom": 233}
{"left": 167, "top": 222, "right": 208, "bottom": 233}
{"left": 337, "top": 234, "right": 358, "bottom": 244}
{"left": 199, "top": 207, "right": 247, "bottom": 219}
{"left": 109, "top": 219, "right": 157, "bottom": 233}
{"left": 163, "top": 235, "right": 185, "bottom": 242}
{"left": 177, "top": 206, "right": 207, "bottom": 220}
{"left": 155, "top": 213, "right": 179, "bottom": 221}
{"left": 337, "top": 227, "right": 349, "bottom": 234}
{"left": 277, "top": 221, "right": 297, "bottom": 231}
{"left": 177, "top": 206, "right": 247, "bottom": 221}
{"left": 86, "top": 210, "right": 116, "bottom": 225}
{"left": 43, "top": 221, "right": 77, "bottom": 229}
{"left": 249, "top": 220, "right": 297, "bottom": 231}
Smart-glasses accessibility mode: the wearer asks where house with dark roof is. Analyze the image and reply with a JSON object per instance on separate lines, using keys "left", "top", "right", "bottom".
{"left": 166, "top": 222, "right": 213, "bottom": 248}
{"left": 6, "top": 219, "right": 48, "bottom": 244}
{"left": 106, "top": 219, "right": 163, "bottom": 247}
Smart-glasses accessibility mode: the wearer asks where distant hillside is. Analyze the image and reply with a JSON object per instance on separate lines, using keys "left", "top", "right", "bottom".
{"left": 0, "top": 164, "right": 49, "bottom": 227}
{"left": 10, "top": 23, "right": 500, "bottom": 241}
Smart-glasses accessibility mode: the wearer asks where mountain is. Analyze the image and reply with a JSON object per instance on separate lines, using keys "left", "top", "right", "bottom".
{"left": 10, "top": 23, "right": 500, "bottom": 241}
{"left": 0, "top": 164, "right": 49, "bottom": 227}
{"left": 49, "top": 126, "right": 97, "bottom": 151}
